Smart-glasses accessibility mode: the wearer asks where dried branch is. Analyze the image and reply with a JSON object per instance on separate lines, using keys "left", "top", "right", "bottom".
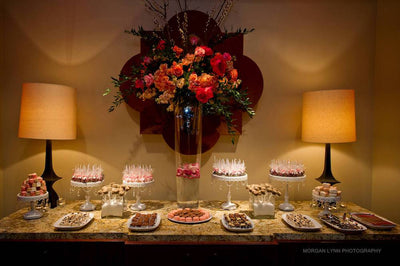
{"left": 216, "top": 0, "right": 234, "bottom": 26}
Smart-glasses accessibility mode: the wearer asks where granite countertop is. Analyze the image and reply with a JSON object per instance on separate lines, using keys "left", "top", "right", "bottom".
{"left": 0, "top": 200, "right": 399, "bottom": 242}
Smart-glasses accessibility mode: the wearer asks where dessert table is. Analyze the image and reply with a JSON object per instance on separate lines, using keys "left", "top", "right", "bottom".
{"left": 0, "top": 200, "right": 398, "bottom": 265}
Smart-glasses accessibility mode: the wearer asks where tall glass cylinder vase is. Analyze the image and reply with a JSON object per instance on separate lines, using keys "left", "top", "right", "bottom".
{"left": 175, "top": 102, "right": 202, "bottom": 208}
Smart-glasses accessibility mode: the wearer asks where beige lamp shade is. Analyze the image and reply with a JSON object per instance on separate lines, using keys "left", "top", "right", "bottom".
{"left": 18, "top": 83, "right": 77, "bottom": 140}
{"left": 302, "top": 89, "right": 356, "bottom": 143}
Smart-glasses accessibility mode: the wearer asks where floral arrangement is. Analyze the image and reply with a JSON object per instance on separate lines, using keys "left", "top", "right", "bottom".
{"left": 104, "top": 1, "right": 255, "bottom": 137}
{"left": 176, "top": 163, "right": 200, "bottom": 179}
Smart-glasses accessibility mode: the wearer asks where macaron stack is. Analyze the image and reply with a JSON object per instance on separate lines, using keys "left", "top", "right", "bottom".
{"left": 20, "top": 173, "right": 47, "bottom": 197}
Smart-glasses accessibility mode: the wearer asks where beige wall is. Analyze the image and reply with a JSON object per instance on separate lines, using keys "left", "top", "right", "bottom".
{"left": 0, "top": 0, "right": 4, "bottom": 217}
{"left": 372, "top": 0, "right": 400, "bottom": 223}
{"left": 0, "top": 0, "right": 387, "bottom": 220}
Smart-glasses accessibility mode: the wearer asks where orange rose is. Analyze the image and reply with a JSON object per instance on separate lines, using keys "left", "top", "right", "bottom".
{"left": 229, "top": 69, "right": 238, "bottom": 81}
{"left": 188, "top": 73, "right": 199, "bottom": 91}
{"left": 182, "top": 53, "right": 195, "bottom": 66}
{"left": 168, "top": 62, "right": 184, "bottom": 77}
{"left": 198, "top": 73, "right": 217, "bottom": 89}
{"left": 173, "top": 45, "right": 183, "bottom": 57}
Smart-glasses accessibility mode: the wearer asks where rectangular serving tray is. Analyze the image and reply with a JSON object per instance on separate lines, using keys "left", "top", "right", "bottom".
{"left": 221, "top": 213, "right": 254, "bottom": 232}
{"left": 54, "top": 212, "right": 94, "bottom": 231}
{"left": 282, "top": 213, "right": 322, "bottom": 232}
{"left": 350, "top": 212, "right": 396, "bottom": 230}
{"left": 127, "top": 213, "right": 161, "bottom": 232}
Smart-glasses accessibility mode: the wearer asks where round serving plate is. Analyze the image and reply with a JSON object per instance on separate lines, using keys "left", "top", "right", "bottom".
{"left": 312, "top": 194, "right": 341, "bottom": 203}
{"left": 17, "top": 191, "right": 49, "bottom": 202}
{"left": 71, "top": 180, "right": 104, "bottom": 188}
{"left": 211, "top": 173, "right": 248, "bottom": 182}
{"left": 123, "top": 180, "right": 155, "bottom": 188}
{"left": 269, "top": 174, "right": 306, "bottom": 182}
{"left": 17, "top": 192, "right": 49, "bottom": 220}
{"left": 168, "top": 215, "right": 212, "bottom": 224}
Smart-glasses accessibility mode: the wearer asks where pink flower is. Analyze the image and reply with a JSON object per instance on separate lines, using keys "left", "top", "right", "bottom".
{"left": 190, "top": 35, "right": 200, "bottom": 46}
{"left": 144, "top": 74, "right": 154, "bottom": 87}
{"left": 183, "top": 169, "right": 192, "bottom": 177}
{"left": 176, "top": 168, "right": 183, "bottom": 176}
{"left": 223, "top": 52, "right": 232, "bottom": 61}
{"left": 143, "top": 56, "right": 152, "bottom": 65}
{"left": 196, "top": 86, "right": 214, "bottom": 103}
{"left": 194, "top": 46, "right": 206, "bottom": 57}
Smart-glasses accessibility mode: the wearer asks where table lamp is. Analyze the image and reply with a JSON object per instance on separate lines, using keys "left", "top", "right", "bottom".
{"left": 301, "top": 89, "right": 356, "bottom": 185}
{"left": 18, "top": 83, "right": 77, "bottom": 208}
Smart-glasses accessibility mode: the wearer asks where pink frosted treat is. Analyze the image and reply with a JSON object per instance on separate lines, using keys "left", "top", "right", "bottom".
{"left": 20, "top": 173, "right": 47, "bottom": 197}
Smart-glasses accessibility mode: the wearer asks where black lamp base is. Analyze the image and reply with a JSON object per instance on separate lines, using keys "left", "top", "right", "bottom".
{"left": 316, "top": 143, "right": 340, "bottom": 185}
{"left": 41, "top": 140, "right": 61, "bottom": 208}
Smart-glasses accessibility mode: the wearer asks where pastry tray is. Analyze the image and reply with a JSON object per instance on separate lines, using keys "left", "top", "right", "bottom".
{"left": 282, "top": 213, "right": 322, "bottom": 232}
{"left": 320, "top": 216, "right": 367, "bottom": 234}
{"left": 168, "top": 214, "right": 212, "bottom": 224}
{"left": 221, "top": 213, "right": 254, "bottom": 232}
{"left": 54, "top": 212, "right": 94, "bottom": 230}
{"left": 350, "top": 212, "right": 396, "bottom": 230}
{"left": 127, "top": 213, "right": 161, "bottom": 232}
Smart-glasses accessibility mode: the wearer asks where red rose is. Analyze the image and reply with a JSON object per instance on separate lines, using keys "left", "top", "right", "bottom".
{"left": 196, "top": 86, "right": 214, "bottom": 103}
{"left": 201, "top": 46, "right": 213, "bottom": 56}
{"left": 210, "top": 53, "right": 227, "bottom": 76}
{"left": 135, "top": 79, "right": 144, "bottom": 89}
{"left": 157, "top": 40, "right": 166, "bottom": 50}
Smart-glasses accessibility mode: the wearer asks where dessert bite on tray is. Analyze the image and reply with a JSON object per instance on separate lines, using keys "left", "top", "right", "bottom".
{"left": 312, "top": 183, "right": 341, "bottom": 198}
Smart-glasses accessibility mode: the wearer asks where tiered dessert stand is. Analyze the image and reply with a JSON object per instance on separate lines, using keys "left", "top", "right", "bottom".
{"left": 312, "top": 194, "right": 341, "bottom": 217}
{"left": 71, "top": 180, "right": 103, "bottom": 211}
{"left": 17, "top": 192, "right": 49, "bottom": 220}
{"left": 211, "top": 173, "right": 248, "bottom": 210}
{"left": 124, "top": 180, "right": 154, "bottom": 211}
{"left": 269, "top": 174, "right": 306, "bottom": 211}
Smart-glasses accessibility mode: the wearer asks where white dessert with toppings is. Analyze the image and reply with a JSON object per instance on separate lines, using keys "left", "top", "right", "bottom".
{"left": 71, "top": 164, "right": 104, "bottom": 184}
{"left": 269, "top": 159, "right": 305, "bottom": 177}
{"left": 212, "top": 158, "right": 247, "bottom": 177}
{"left": 122, "top": 164, "right": 154, "bottom": 184}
